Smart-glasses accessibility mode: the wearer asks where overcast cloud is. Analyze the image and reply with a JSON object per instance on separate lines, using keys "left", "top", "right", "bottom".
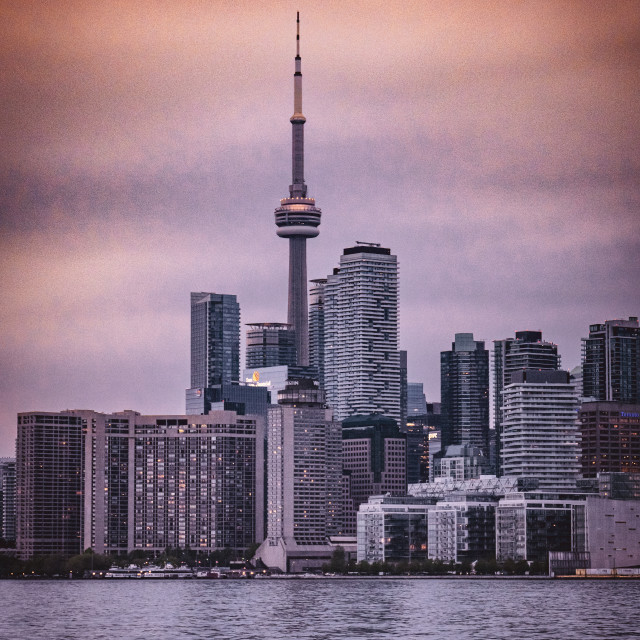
{"left": 1, "top": 1, "right": 639, "bottom": 455}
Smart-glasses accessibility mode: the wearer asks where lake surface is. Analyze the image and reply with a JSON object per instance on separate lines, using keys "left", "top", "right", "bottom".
{"left": 1, "top": 578, "right": 639, "bottom": 640}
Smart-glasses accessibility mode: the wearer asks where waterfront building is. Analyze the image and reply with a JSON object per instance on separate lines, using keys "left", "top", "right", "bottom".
{"left": 579, "top": 401, "right": 640, "bottom": 477}
{"left": 245, "top": 323, "right": 297, "bottom": 369}
{"left": 585, "top": 494, "right": 640, "bottom": 569}
{"left": 356, "top": 495, "right": 435, "bottom": 564}
{"left": 407, "top": 383, "right": 427, "bottom": 417}
{"left": 440, "top": 333, "right": 489, "bottom": 454}
{"left": 496, "top": 491, "right": 587, "bottom": 563}
{"left": 86, "top": 410, "right": 264, "bottom": 555}
{"left": 427, "top": 495, "right": 498, "bottom": 563}
{"left": 256, "top": 380, "right": 342, "bottom": 572}
{"left": 16, "top": 409, "right": 263, "bottom": 558}
{"left": 324, "top": 243, "right": 400, "bottom": 423}
{"left": 501, "top": 370, "right": 581, "bottom": 490}
{"left": 190, "top": 292, "right": 240, "bottom": 388}
{"left": 274, "top": 14, "right": 321, "bottom": 366}
{"left": 493, "top": 331, "right": 560, "bottom": 475}
{"left": 0, "top": 458, "right": 16, "bottom": 542}
{"left": 16, "top": 413, "right": 84, "bottom": 558}
{"left": 341, "top": 415, "right": 407, "bottom": 535}
{"left": 582, "top": 317, "right": 640, "bottom": 403}
{"left": 308, "top": 279, "right": 326, "bottom": 386}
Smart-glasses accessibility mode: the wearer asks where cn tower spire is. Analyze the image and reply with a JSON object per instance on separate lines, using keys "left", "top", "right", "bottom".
{"left": 274, "top": 13, "right": 322, "bottom": 367}
{"left": 290, "top": 11, "right": 306, "bottom": 198}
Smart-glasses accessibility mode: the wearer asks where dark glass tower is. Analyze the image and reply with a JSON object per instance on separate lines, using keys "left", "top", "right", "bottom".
{"left": 190, "top": 292, "right": 240, "bottom": 388}
{"left": 245, "top": 322, "right": 297, "bottom": 368}
{"left": 440, "top": 333, "right": 490, "bottom": 454}
{"left": 274, "top": 13, "right": 321, "bottom": 366}
{"left": 582, "top": 317, "right": 640, "bottom": 403}
{"left": 493, "top": 330, "right": 560, "bottom": 475}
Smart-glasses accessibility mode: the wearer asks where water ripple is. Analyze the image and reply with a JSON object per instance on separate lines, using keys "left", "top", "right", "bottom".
{"left": 1, "top": 579, "right": 639, "bottom": 640}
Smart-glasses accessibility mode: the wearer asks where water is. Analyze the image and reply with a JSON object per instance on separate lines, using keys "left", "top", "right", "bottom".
{"left": 1, "top": 578, "right": 639, "bottom": 640}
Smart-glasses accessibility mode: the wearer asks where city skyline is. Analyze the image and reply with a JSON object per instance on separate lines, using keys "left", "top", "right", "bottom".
{"left": 1, "top": 2, "right": 639, "bottom": 456}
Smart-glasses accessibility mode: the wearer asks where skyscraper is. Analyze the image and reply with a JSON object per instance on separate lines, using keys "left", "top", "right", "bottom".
{"left": 17, "top": 409, "right": 264, "bottom": 557}
{"left": 582, "top": 317, "right": 640, "bottom": 403}
{"left": 309, "top": 278, "right": 326, "bottom": 386}
{"left": 274, "top": 13, "right": 321, "bottom": 366}
{"left": 190, "top": 292, "right": 240, "bottom": 388}
{"left": 501, "top": 370, "right": 581, "bottom": 490}
{"left": 0, "top": 458, "right": 16, "bottom": 543}
{"left": 324, "top": 243, "right": 400, "bottom": 423}
{"left": 245, "top": 322, "right": 297, "bottom": 369}
{"left": 16, "top": 413, "right": 84, "bottom": 558}
{"left": 256, "top": 379, "right": 341, "bottom": 572}
{"left": 493, "top": 330, "right": 560, "bottom": 475}
{"left": 440, "top": 333, "right": 489, "bottom": 454}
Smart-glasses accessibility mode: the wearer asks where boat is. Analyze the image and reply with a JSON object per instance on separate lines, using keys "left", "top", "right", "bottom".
{"left": 104, "top": 564, "right": 144, "bottom": 579}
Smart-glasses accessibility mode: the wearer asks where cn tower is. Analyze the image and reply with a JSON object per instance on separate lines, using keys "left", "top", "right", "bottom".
{"left": 274, "top": 12, "right": 321, "bottom": 367}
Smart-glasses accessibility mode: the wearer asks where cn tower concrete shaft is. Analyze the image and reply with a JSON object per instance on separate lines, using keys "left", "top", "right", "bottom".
{"left": 288, "top": 236, "right": 309, "bottom": 365}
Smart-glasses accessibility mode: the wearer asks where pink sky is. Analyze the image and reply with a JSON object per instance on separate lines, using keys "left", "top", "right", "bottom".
{"left": 1, "top": 1, "right": 639, "bottom": 455}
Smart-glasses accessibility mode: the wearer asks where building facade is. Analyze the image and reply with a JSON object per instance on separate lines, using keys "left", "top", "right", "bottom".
{"left": 579, "top": 401, "right": 640, "bottom": 477}
{"left": 357, "top": 495, "right": 435, "bottom": 564}
{"left": 324, "top": 243, "right": 401, "bottom": 423}
{"left": 85, "top": 410, "right": 264, "bottom": 555}
{"left": 190, "top": 292, "right": 240, "bottom": 389}
{"left": 440, "top": 333, "right": 489, "bottom": 454}
{"left": 496, "top": 492, "right": 587, "bottom": 563}
{"left": 582, "top": 317, "right": 640, "bottom": 403}
{"left": 501, "top": 370, "right": 581, "bottom": 490}
{"left": 16, "top": 412, "right": 85, "bottom": 558}
{"left": 493, "top": 331, "right": 560, "bottom": 475}
{"left": 16, "top": 409, "right": 264, "bottom": 558}
{"left": 407, "top": 382, "right": 427, "bottom": 417}
{"left": 341, "top": 415, "right": 407, "bottom": 534}
{"left": 427, "top": 495, "right": 497, "bottom": 563}
{"left": 256, "top": 380, "right": 342, "bottom": 572}
{"left": 308, "top": 278, "right": 326, "bottom": 387}
{"left": 0, "top": 458, "right": 16, "bottom": 542}
{"left": 246, "top": 323, "right": 297, "bottom": 369}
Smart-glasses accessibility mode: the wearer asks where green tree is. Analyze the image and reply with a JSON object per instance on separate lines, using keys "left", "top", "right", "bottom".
{"left": 328, "top": 546, "right": 346, "bottom": 574}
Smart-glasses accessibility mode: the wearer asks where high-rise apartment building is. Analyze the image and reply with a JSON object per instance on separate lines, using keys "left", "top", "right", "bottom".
{"left": 341, "top": 415, "right": 407, "bottom": 535}
{"left": 84, "top": 410, "right": 263, "bottom": 554}
{"left": 308, "top": 279, "right": 326, "bottom": 387}
{"left": 274, "top": 14, "right": 321, "bottom": 366}
{"left": 440, "top": 333, "right": 489, "bottom": 454}
{"left": 16, "top": 413, "right": 85, "bottom": 558}
{"left": 501, "top": 370, "right": 581, "bottom": 490}
{"left": 324, "top": 243, "right": 400, "bottom": 423}
{"left": 190, "top": 292, "right": 240, "bottom": 388}
{"left": 0, "top": 458, "right": 16, "bottom": 542}
{"left": 493, "top": 331, "right": 560, "bottom": 475}
{"left": 16, "top": 409, "right": 264, "bottom": 558}
{"left": 579, "top": 401, "right": 640, "bottom": 477}
{"left": 246, "top": 323, "right": 297, "bottom": 369}
{"left": 582, "top": 317, "right": 640, "bottom": 403}
{"left": 256, "top": 379, "right": 341, "bottom": 573}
